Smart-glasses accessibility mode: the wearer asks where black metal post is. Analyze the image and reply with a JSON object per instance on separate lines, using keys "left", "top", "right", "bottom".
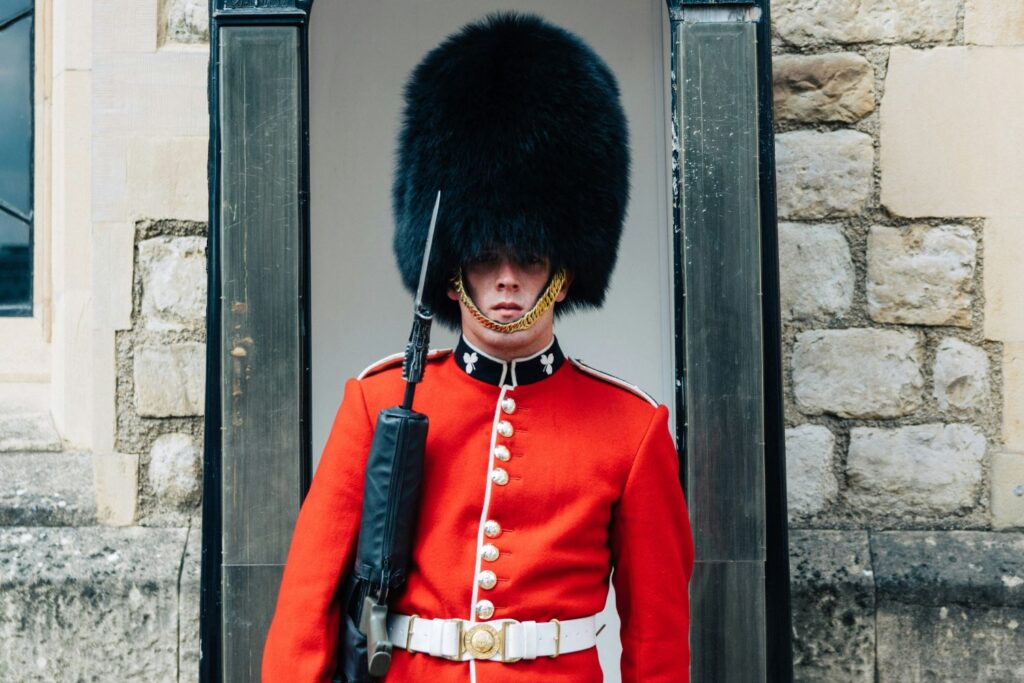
{"left": 200, "top": 2, "right": 314, "bottom": 681}
{"left": 668, "top": 1, "right": 792, "bottom": 681}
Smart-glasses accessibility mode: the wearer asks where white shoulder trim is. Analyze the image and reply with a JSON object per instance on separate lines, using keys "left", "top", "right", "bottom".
{"left": 357, "top": 348, "right": 453, "bottom": 380}
{"left": 568, "top": 358, "right": 659, "bottom": 407}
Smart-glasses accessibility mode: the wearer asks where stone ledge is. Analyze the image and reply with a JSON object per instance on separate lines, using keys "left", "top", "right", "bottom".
{"left": 790, "top": 530, "right": 875, "bottom": 682}
{"left": 0, "top": 453, "right": 96, "bottom": 526}
{"left": 871, "top": 531, "right": 1024, "bottom": 607}
{"left": 874, "top": 531, "right": 1024, "bottom": 680}
{"left": 0, "top": 526, "right": 191, "bottom": 681}
{"left": 790, "top": 529, "right": 1024, "bottom": 682}
{"left": 792, "top": 529, "right": 1024, "bottom": 607}
{"left": 0, "top": 412, "right": 61, "bottom": 453}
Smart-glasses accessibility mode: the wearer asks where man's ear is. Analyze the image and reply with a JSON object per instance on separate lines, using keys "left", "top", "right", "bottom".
{"left": 447, "top": 285, "right": 460, "bottom": 302}
{"left": 555, "top": 271, "right": 573, "bottom": 303}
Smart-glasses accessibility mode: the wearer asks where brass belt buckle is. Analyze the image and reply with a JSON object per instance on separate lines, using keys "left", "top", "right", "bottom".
{"left": 464, "top": 623, "right": 501, "bottom": 660}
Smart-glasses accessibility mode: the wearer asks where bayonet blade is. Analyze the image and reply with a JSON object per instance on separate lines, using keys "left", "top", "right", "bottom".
{"left": 415, "top": 191, "right": 442, "bottom": 309}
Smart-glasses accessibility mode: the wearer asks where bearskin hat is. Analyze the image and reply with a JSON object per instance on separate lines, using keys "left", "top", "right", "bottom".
{"left": 392, "top": 11, "right": 630, "bottom": 328}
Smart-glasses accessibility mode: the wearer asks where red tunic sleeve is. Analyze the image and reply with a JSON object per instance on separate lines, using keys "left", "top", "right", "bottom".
{"left": 610, "top": 405, "right": 695, "bottom": 683}
{"left": 262, "top": 378, "right": 373, "bottom": 683}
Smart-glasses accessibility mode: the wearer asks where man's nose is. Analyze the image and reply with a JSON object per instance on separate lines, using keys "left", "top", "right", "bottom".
{"left": 495, "top": 259, "right": 520, "bottom": 290}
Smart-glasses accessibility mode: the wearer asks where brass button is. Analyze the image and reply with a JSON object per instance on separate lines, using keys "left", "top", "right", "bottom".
{"left": 475, "top": 599, "right": 495, "bottom": 619}
{"left": 501, "top": 397, "right": 516, "bottom": 414}
{"left": 496, "top": 420, "right": 513, "bottom": 438}
{"left": 481, "top": 543, "right": 499, "bottom": 562}
{"left": 493, "top": 445, "right": 511, "bottom": 462}
{"left": 491, "top": 467, "right": 509, "bottom": 486}
{"left": 478, "top": 570, "right": 497, "bottom": 590}
{"left": 483, "top": 520, "right": 502, "bottom": 538}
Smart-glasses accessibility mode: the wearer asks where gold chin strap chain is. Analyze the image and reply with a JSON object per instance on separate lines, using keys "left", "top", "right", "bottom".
{"left": 452, "top": 269, "right": 567, "bottom": 334}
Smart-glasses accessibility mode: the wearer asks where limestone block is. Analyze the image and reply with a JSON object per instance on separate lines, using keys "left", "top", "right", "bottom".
{"left": 789, "top": 530, "right": 875, "bottom": 683}
{"left": 1005, "top": 344, "right": 1024, "bottom": 451}
{"left": 0, "top": 453, "right": 96, "bottom": 526}
{"left": 148, "top": 433, "right": 201, "bottom": 508}
{"left": 0, "top": 410, "right": 61, "bottom": 452}
{"left": 127, "top": 136, "right": 208, "bottom": 222}
{"left": 93, "top": 452, "right": 139, "bottom": 526}
{"left": 52, "top": 0, "right": 92, "bottom": 74}
{"left": 792, "top": 329, "right": 923, "bottom": 418}
{"left": 92, "top": 223, "right": 136, "bottom": 331}
{"left": 992, "top": 452, "right": 1024, "bottom": 530}
{"left": 139, "top": 236, "right": 208, "bottom": 331}
{"left": 773, "top": 0, "right": 958, "bottom": 47}
{"left": 0, "top": 526, "right": 188, "bottom": 681}
{"left": 873, "top": 531, "right": 1024, "bottom": 680}
{"left": 0, "top": 318, "right": 50, "bottom": 384}
{"left": 785, "top": 425, "right": 839, "bottom": 518}
{"left": 966, "top": 0, "right": 1024, "bottom": 46}
{"left": 775, "top": 130, "right": 873, "bottom": 220}
{"left": 162, "top": 0, "right": 210, "bottom": 45}
{"left": 91, "top": 327, "right": 119, "bottom": 455}
{"left": 847, "top": 424, "right": 986, "bottom": 517}
{"left": 773, "top": 53, "right": 875, "bottom": 124}
{"left": 94, "top": 0, "right": 158, "bottom": 53}
{"left": 778, "top": 223, "right": 854, "bottom": 322}
{"left": 867, "top": 224, "right": 976, "bottom": 327}
{"left": 51, "top": 71, "right": 93, "bottom": 289}
{"left": 50, "top": 290, "right": 95, "bottom": 449}
{"left": 984, "top": 218, "right": 1024, "bottom": 342}
{"left": 92, "top": 135, "right": 128, "bottom": 222}
{"left": 881, "top": 48, "right": 1024, "bottom": 218}
{"left": 933, "top": 337, "right": 990, "bottom": 412}
{"left": 94, "top": 51, "right": 209, "bottom": 138}
{"left": 0, "top": 384, "right": 49, "bottom": 412}
{"left": 133, "top": 343, "right": 206, "bottom": 417}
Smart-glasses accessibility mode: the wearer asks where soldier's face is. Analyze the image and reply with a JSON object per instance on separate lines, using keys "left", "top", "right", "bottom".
{"left": 448, "top": 248, "right": 570, "bottom": 359}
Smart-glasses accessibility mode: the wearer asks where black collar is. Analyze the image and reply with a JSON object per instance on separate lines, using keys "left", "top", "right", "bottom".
{"left": 454, "top": 336, "right": 565, "bottom": 387}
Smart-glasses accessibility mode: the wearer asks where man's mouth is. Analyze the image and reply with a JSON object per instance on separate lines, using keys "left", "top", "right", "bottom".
{"left": 492, "top": 302, "right": 523, "bottom": 312}
{"left": 490, "top": 302, "right": 524, "bottom": 320}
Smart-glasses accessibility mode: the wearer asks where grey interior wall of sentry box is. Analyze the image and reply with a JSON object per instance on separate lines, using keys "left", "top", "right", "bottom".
{"left": 309, "top": 2, "right": 672, "bottom": 681}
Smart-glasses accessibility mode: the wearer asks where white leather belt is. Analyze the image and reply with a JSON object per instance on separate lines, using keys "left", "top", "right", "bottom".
{"left": 386, "top": 613, "right": 598, "bottom": 662}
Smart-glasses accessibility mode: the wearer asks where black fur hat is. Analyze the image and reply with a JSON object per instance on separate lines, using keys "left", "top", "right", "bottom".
{"left": 392, "top": 11, "right": 630, "bottom": 328}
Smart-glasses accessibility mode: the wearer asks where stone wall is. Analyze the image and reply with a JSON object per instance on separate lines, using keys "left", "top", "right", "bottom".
{"left": 773, "top": 0, "right": 1024, "bottom": 679}
{"left": 116, "top": 218, "right": 206, "bottom": 527}
{"left": 0, "top": 3, "right": 208, "bottom": 681}
{"left": 4, "top": 1, "right": 1023, "bottom": 681}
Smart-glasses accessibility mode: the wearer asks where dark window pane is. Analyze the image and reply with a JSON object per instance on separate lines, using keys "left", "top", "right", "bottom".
{"left": 0, "top": 4, "right": 31, "bottom": 315}
{"left": 0, "top": 11, "right": 32, "bottom": 216}
{"left": 0, "top": 3, "right": 31, "bottom": 22}
{"left": 0, "top": 211, "right": 30, "bottom": 309}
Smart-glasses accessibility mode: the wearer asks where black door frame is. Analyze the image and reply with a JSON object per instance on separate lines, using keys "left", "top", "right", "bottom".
{"left": 200, "top": 1, "right": 790, "bottom": 680}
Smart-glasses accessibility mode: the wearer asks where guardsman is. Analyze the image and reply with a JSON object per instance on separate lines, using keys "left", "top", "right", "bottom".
{"left": 262, "top": 12, "right": 694, "bottom": 682}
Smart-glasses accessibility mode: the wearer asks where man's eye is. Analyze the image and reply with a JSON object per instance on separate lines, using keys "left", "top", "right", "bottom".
{"left": 469, "top": 253, "right": 499, "bottom": 267}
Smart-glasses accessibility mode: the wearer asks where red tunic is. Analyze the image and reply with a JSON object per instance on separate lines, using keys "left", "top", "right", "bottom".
{"left": 262, "top": 338, "right": 694, "bottom": 682}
